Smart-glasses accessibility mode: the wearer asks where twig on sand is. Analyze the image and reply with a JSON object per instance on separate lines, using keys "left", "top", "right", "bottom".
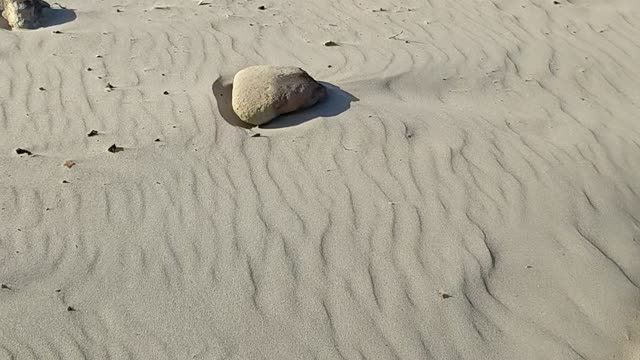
{"left": 342, "top": 144, "right": 358, "bottom": 152}
{"left": 388, "top": 30, "right": 427, "bottom": 44}
{"left": 388, "top": 30, "right": 404, "bottom": 40}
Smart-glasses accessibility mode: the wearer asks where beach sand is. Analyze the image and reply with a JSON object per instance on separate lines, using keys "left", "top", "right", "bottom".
{"left": 0, "top": 0, "right": 639, "bottom": 359}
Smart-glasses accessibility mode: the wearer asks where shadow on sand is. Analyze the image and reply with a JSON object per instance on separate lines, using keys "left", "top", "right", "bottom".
{"left": 39, "top": 7, "right": 76, "bottom": 28}
{"left": 212, "top": 77, "right": 358, "bottom": 129}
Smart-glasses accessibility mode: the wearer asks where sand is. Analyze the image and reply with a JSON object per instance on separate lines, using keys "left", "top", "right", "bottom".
{"left": 0, "top": 0, "right": 639, "bottom": 359}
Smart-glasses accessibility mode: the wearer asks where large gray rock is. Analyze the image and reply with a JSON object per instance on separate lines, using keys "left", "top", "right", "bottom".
{"left": 231, "top": 65, "right": 326, "bottom": 126}
{"left": 2, "top": 0, "right": 50, "bottom": 29}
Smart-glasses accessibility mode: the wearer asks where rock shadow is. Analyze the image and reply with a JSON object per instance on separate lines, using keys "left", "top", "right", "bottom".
{"left": 263, "top": 82, "right": 358, "bottom": 129}
{"left": 212, "top": 78, "right": 357, "bottom": 129}
{"left": 39, "top": 7, "right": 76, "bottom": 28}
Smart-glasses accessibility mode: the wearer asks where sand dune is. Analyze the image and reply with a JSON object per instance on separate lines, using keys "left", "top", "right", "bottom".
{"left": 1, "top": 0, "right": 639, "bottom": 359}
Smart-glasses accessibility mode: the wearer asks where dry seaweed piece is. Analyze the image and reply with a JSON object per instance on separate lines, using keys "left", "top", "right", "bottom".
{"left": 15, "top": 148, "right": 32, "bottom": 155}
{"left": 63, "top": 160, "right": 76, "bottom": 168}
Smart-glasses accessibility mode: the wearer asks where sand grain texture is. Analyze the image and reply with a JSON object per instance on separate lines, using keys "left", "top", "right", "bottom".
{"left": 0, "top": 0, "right": 639, "bottom": 359}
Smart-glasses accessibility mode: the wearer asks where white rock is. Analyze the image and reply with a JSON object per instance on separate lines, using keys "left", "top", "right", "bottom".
{"left": 2, "top": 0, "right": 50, "bottom": 29}
{"left": 231, "top": 65, "right": 326, "bottom": 126}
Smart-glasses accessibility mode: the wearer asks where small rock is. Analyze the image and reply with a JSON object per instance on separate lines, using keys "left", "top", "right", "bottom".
{"left": 39, "top": 87, "right": 46, "bottom": 91}
{"left": 63, "top": 160, "right": 76, "bottom": 168}
{"left": 441, "top": 293, "right": 452, "bottom": 299}
{"left": 231, "top": 65, "right": 326, "bottom": 126}
{"left": 105, "top": 83, "right": 116, "bottom": 91}
{"left": 107, "top": 144, "right": 123, "bottom": 153}
{"left": 1, "top": 0, "right": 50, "bottom": 29}
{"left": 52, "top": 30, "right": 62, "bottom": 34}
{"left": 163, "top": 90, "right": 169, "bottom": 95}
{"left": 1, "top": 284, "right": 10, "bottom": 290}
{"left": 87, "top": 130, "right": 99, "bottom": 137}
{"left": 323, "top": 41, "right": 339, "bottom": 47}
{"left": 67, "top": 306, "right": 76, "bottom": 312}
{"left": 62, "top": 180, "right": 69, "bottom": 184}
{"left": 154, "top": 138, "right": 161, "bottom": 142}
{"left": 15, "top": 148, "right": 32, "bottom": 155}
{"left": 257, "top": 5, "right": 266, "bottom": 10}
